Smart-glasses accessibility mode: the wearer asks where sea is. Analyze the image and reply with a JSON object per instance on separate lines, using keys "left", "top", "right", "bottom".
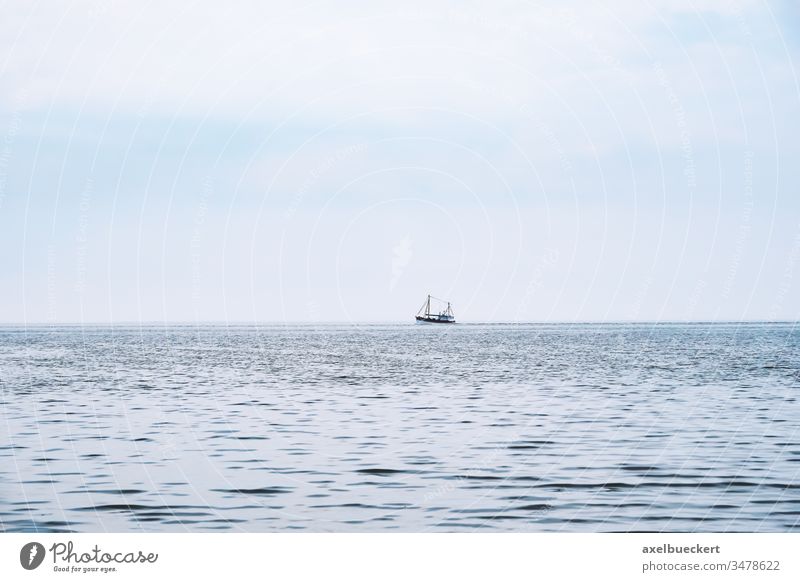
{"left": 1, "top": 322, "right": 798, "bottom": 532}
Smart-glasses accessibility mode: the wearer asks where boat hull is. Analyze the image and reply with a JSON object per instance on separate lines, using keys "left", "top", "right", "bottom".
{"left": 415, "top": 316, "right": 456, "bottom": 324}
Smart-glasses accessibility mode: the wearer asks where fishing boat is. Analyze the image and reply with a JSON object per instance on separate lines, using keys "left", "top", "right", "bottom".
{"left": 415, "top": 294, "right": 456, "bottom": 324}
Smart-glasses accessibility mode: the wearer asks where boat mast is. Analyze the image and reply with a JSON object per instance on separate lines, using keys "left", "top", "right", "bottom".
{"left": 426, "top": 294, "right": 431, "bottom": 317}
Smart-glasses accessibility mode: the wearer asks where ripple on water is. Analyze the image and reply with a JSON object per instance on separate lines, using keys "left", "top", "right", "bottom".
{"left": 212, "top": 487, "right": 294, "bottom": 496}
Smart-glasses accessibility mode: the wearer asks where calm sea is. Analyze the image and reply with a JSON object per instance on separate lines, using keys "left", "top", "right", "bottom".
{"left": 1, "top": 323, "right": 798, "bottom": 532}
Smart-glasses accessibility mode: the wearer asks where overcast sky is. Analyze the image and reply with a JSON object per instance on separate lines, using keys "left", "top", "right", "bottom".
{"left": 1, "top": 0, "right": 799, "bottom": 323}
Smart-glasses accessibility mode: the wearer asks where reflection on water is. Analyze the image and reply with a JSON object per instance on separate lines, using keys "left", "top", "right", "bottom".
{"left": 1, "top": 323, "right": 798, "bottom": 532}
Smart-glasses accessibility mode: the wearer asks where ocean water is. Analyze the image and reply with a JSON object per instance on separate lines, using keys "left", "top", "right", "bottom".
{"left": 1, "top": 322, "right": 798, "bottom": 533}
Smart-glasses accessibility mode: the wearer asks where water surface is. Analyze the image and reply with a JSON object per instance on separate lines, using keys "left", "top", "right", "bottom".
{"left": 1, "top": 323, "right": 798, "bottom": 532}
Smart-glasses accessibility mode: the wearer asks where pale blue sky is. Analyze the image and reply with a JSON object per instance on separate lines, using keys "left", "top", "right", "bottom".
{"left": 1, "top": 0, "right": 798, "bottom": 322}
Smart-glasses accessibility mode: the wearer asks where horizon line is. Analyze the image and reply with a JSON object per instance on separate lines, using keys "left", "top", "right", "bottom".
{"left": 0, "top": 319, "right": 797, "bottom": 326}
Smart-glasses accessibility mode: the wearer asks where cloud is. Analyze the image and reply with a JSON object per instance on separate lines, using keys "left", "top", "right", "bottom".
{"left": 0, "top": 1, "right": 775, "bottom": 115}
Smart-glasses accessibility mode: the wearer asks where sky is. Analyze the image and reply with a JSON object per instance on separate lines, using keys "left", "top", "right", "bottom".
{"left": 1, "top": 0, "right": 799, "bottom": 323}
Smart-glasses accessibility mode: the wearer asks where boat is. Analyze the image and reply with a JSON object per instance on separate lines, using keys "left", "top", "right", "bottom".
{"left": 415, "top": 294, "right": 456, "bottom": 324}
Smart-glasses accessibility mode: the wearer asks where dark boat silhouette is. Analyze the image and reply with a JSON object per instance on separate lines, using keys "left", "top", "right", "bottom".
{"left": 415, "top": 294, "right": 456, "bottom": 324}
